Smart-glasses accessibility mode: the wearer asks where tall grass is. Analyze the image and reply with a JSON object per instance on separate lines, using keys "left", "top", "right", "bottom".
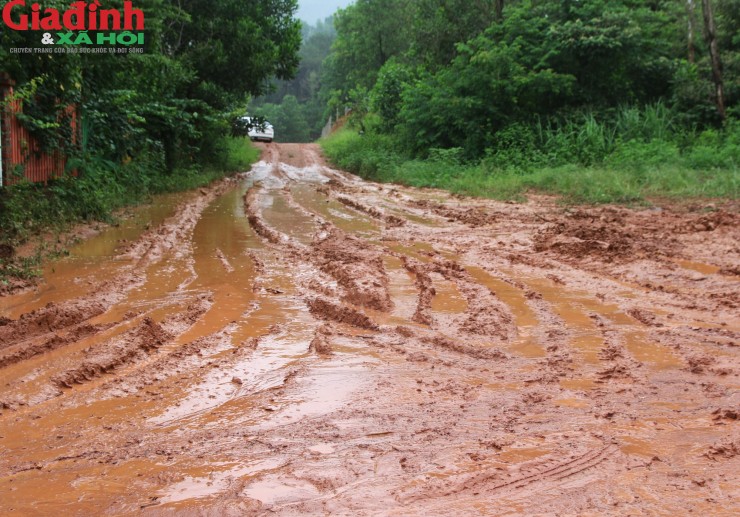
{"left": 321, "top": 105, "right": 739, "bottom": 204}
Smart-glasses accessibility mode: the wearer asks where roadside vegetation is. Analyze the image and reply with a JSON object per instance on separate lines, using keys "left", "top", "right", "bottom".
{"left": 310, "top": 0, "right": 739, "bottom": 203}
{"left": 323, "top": 109, "right": 739, "bottom": 203}
{"left": 0, "top": 0, "right": 301, "bottom": 282}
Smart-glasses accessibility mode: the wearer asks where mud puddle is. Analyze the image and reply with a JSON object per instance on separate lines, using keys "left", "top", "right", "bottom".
{"left": 290, "top": 184, "right": 379, "bottom": 236}
{"left": 0, "top": 192, "right": 187, "bottom": 318}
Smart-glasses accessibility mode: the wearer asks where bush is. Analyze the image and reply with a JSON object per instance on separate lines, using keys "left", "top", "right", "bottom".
{"left": 321, "top": 129, "right": 403, "bottom": 179}
{"left": 606, "top": 139, "right": 682, "bottom": 172}
{"left": 321, "top": 109, "right": 739, "bottom": 205}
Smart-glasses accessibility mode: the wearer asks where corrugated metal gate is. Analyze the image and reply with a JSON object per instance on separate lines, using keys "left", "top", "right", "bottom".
{"left": 0, "top": 77, "right": 76, "bottom": 188}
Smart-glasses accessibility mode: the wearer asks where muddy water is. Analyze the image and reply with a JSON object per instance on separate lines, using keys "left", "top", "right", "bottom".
{"left": 291, "top": 184, "right": 379, "bottom": 236}
{"left": 1, "top": 144, "right": 738, "bottom": 516}
{"left": 260, "top": 190, "right": 319, "bottom": 245}
{"left": 173, "top": 187, "right": 259, "bottom": 344}
{"left": 0, "top": 192, "right": 187, "bottom": 318}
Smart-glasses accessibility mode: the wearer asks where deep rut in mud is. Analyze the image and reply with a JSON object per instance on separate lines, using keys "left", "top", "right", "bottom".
{"left": 1, "top": 143, "right": 738, "bottom": 516}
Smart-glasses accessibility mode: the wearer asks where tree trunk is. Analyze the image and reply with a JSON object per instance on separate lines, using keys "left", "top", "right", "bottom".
{"left": 687, "top": 0, "right": 696, "bottom": 63}
{"left": 701, "top": 0, "right": 726, "bottom": 120}
{"left": 494, "top": 0, "right": 504, "bottom": 21}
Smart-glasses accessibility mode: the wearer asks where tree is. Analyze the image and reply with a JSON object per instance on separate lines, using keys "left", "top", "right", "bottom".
{"left": 323, "top": 0, "right": 413, "bottom": 94}
{"left": 254, "top": 95, "right": 310, "bottom": 142}
{"left": 163, "top": 0, "right": 301, "bottom": 106}
{"left": 371, "top": 59, "right": 414, "bottom": 130}
{"left": 250, "top": 17, "right": 337, "bottom": 140}
{"left": 0, "top": 0, "right": 303, "bottom": 174}
{"left": 394, "top": 0, "right": 683, "bottom": 157}
{"left": 687, "top": 0, "right": 698, "bottom": 63}
{"left": 701, "top": 0, "right": 727, "bottom": 119}
{"left": 398, "top": 22, "right": 576, "bottom": 156}
{"left": 495, "top": 0, "right": 504, "bottom": 21}
{"left": 408, "top": 0, "right": 499, "bottom": 68}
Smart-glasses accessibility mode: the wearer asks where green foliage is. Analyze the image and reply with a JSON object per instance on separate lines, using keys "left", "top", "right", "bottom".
{"left": 0, "top": 0, "right": 299, "bottom": 279}
{"left": 391, "top": 0, "right": 691, "bottom": 158}
{"left": 671, "top": 61, "right": 722, "bottom": 126}
{"left": 251, "top": 17, "right": 337, "bottom": 140}
{"left": 324, "top": 0, "right": 414, "bottom": 94}
{"left": 317, "top": 0, "right": 738, "bottom": 205}
{"left": 253, "top": 95, "right": 311, "bottom": 143}
{"left": 322, "top": 118, "right": 739, "bottom": 204}
{"left": 0, "top": 253, "right": 44, "bottom": 283}
{"left": 320, "top": 128, "right": 403, "bottom": 178}
{"left": 317, "top": 0, "right": 737, "bottom": 159}
{"left": 371, "top": 60, "right": 414, "bottom": 131}
{"left": 1, "top": 0, "right": 301, "bottom": 170}
{"left": 398, "top": 41, "right": 575, "bottom": 156}
{"left": 164, "top": 0, "right": 301, "bottom": 105}
{"left": 543, "top": 1, "right": 676, "bottom": 105}
{"left": 408, "top": 0, "right": 501, "bottom": 69}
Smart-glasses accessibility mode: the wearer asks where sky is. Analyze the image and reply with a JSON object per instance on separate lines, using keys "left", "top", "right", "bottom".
{"left": 297, "top": 0, "right": 354, "bottom": 24}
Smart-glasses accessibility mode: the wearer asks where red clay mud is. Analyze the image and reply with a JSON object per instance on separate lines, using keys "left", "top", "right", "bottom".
{"left": 0, "top": 143, "right": 738, "bottom": 516}
{"left": 312, "top": 226, "right": 392, "bottom": 312}
{"left": 335, "top": 194, "right": 406, "bottom": 227}
{"left": 0, "top": 300, "right": 106, "bottom": 347}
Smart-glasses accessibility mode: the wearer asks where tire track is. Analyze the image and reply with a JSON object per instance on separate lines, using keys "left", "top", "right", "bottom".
{"left": 0, "top": 144, "right": 737, "bottom": 516}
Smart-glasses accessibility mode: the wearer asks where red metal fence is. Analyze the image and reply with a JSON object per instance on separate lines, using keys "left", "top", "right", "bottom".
{"left": 1, "top": 80, "right": 76, "bottom": 188}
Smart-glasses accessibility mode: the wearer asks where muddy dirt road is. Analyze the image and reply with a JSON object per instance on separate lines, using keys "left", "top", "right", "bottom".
{"left": 0, "top": 143, "right": 738, "bottom": 516}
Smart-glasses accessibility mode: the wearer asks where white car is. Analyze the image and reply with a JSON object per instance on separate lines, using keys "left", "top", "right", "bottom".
{"left": 242, "top": 116, "right": 274, "bottom": 142}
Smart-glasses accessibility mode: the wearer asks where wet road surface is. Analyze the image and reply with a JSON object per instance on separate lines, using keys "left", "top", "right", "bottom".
{"left": 0, "top": 143, "right": 738, "bottom": 516}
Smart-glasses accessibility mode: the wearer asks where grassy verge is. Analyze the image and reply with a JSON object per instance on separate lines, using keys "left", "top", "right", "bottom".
{"left": 0, "top": 137, "right": 259, "bottom": 284}
{"left": 150, "top": 136, "right": 261, "bottom": 193}
{"left": 320, "top": 124, "right": 739, "bottom": 204}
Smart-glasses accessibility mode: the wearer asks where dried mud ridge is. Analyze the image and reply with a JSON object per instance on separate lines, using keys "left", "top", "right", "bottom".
{"left": 0, "top": 143, "right": 738, "bottom": 516}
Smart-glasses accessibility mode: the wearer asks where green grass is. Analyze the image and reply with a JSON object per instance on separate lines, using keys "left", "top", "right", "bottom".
{"left": 0, "top": 254, "right": 43, "bottom": 283}
{"left": 321, "top": 124, "right": 739, "bottom": 204}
